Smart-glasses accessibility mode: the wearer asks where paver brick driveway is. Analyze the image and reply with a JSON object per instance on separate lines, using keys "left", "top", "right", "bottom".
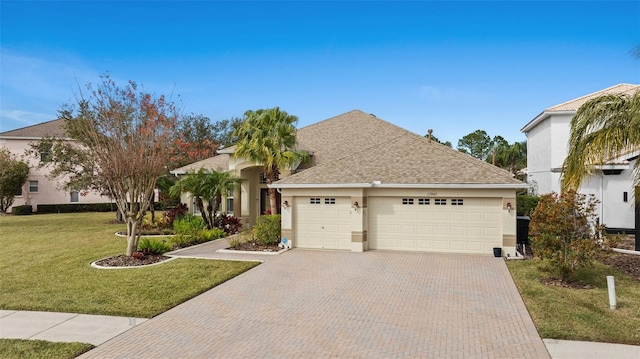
{"left": 80, "top": 250, "right": 550, "bottom": 358}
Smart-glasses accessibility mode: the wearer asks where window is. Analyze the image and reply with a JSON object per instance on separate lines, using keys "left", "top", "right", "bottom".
{"left": 418, "top": 198, "right": 430, "bottom": 205}
{"left": 28, "top": 181, "right": 38, "bottom": 193}
{"left": 226, "top": 197, "right": 234, "bottom": 214}
{"left": 451, "top": 199, "right": 464, "bottom": 206}
{"left": 402, "top": 198, "right": 414, "bottom": 205}
{"left": 435, "top": 198, "right": 446, "bottom": 205}
{"left": 70, "top": 191, "right": 79, "bottom": 203}
{"left": 623, "top": 192, "right": 628, "bottom": 203}
{"left": 14, "top": 186, "right": 23, "bottom": 197}
{"left": 324, "top": 198, "right": 336, "bottom": 204}
{"left": 259, "top": 173, "right": 268, "bottom": 184}
{"left": 39, "top": 145, "right": 52, "bottom": 163}
{"left": 310, "top": 197, "right": 321, "bottom": 204}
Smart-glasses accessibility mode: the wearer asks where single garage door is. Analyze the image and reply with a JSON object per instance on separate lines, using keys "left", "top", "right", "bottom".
{"left": 368, "top": 197, "right": 502, "bottom": 254}
{"left": 295, "top": 196, "right": 352, "bottom": 250}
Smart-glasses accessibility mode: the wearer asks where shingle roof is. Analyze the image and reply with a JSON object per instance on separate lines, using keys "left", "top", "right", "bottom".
{"left": 0, "top": 119, "right": 67, "bottom": 138}
{"left": 546, "top": 83, "right": 640, "bottom": 112}
{"left": 170, "top": 154, "right": 230, "bottom": 174}
{"left": 277, "top": 110, "right": 523, "bottom": 186}
{"left": 521, "top": 83, "right": 640, "bottom": 133}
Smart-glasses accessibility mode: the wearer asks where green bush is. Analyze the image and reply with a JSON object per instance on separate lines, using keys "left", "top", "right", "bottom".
{"left": 517, "top": 194, "right": 540, "bottom": 216}
{"left": 198, "top": 228, "right": 226, "bottom": 242}
{"left": 11, "top": 205, "right": 32, "bottom": 215}
{"left": 173, "top": 214, "right": 206, "bottom": 235}
{"left": 138, "top": 238, "right": 172, "bottom": 255}
{"left": 170, "top": 234, "right": 198, "bottom": 249}
{"left": 37, "top": 203, "right": 117, "bottom": 213}
{"left": 253, "top": 214, "right": 281, "bottom": 246}
{"left": 529, "top": 190, "right": 617, "bottom": 282}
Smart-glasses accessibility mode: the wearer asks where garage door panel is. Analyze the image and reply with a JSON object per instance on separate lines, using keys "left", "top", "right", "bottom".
{"left": 369, "top": 197, "right": 502, "bottom": 254}
{"left": 295, "top": 197, "right": 351, "bottom": 250}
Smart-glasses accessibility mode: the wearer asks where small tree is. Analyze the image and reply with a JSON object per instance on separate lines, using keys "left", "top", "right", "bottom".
{"left": 169, "top": 169, "right": 242, "bottom": 229}
{"left": 0, "top": 148, "right": 29, "bottom": 213}
{"left": 37, "top": 75, "right": 180, "bottom": 256}
{"left": 529, "top": 190, "right": 615, "bottom": 282}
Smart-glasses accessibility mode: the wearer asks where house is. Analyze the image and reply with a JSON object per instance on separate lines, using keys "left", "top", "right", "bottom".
{"left": 520, "top": 83, "right": 639, "bottom": 232}
{"left": 173, "top": 110, "right": 526, "bottom": 256}
{"left": 0, "top": 119, "right": 110, "bottom": 212}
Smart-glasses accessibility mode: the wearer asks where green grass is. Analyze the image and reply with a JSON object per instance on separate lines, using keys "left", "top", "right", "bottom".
{"left": 0, "top": 339, "right": 93, "bottom": 359}
{"left": 0, "top": 212, "right": 259, "bottom": 318}
{"left": 508, "top": 258, "right": 640, "bottom": 345}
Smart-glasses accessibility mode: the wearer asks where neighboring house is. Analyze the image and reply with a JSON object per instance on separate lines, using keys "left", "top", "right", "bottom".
{"left": 173, "top": 110, "right": 526, "bottom": 256}
{"left": 520, "top": 83, "right": 639, "bottom": 232}
{"left": 0, "top": 119, "right": 110, "bottom": 212}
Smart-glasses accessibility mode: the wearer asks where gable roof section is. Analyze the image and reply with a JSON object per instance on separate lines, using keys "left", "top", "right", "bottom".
{"left": 274, "top": 111, "right": 524, "bottom": 188}
{"left": 0, "top": 119, "right": 67, "bottom": 139}
{"left": 295, "top": 110, "right": 409, "bottom": 167}
{"left": 170, "top": 153, "right": 230, "bottom": 175}
{"left": 521, "top": 83, "right": 640, "bottom": 133}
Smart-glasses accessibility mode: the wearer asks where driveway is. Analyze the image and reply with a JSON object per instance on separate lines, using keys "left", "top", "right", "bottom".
{"left": 79, "top": 250, "right": 550, "bottom": 358}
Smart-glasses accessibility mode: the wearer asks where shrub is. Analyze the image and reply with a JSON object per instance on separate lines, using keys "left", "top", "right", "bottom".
{"left": 36, "top": 203, "right": 117, "bottom": 213}
{"left": 138, "top": 238, "right": 172, "bottom": 255}
{"left": 173, "top": 214, "right": 206, "bottom": 235}
{"left": 228, "top": 230, "right": 253, "bottom": 249}
{"left": 170, "top": 234, "right": 198, "bottom": 249}
{"left": 529, "top": 190, "right": 617, "bottom": 282}
{"left": 214, "top": 214, "right": 243, "bottom": 235}
{"left": 163, "top": 203, "right": 188, "bottom": 227}
{"left": 198, "top": 228, "right": 226, "bottom": 242}
{"left": 253, "top": 214, "right": 281, "bottom": 246}
{"left": 11, "top": 205, "right": 32, "bottom": 215}
{"left": 517, "top": 194, "right": 540, "bottom": 216}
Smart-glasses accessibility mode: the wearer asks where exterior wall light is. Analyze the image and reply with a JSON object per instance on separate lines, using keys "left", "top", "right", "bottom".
{"left": 506, "top": 202, "right": 513, "bottom": 213}
{"left": 283, "top": 200, "right": 289, "bottom": 208}
{"left": 353, "top": 201, "right": 359, "bottom": 209}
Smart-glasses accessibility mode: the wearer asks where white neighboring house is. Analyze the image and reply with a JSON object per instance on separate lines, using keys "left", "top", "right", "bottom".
{"left": 521, "top": 83, "right": 639, "bottom": 232}
{"left": 0, "top": 119, "right": 110, "bottom": 212}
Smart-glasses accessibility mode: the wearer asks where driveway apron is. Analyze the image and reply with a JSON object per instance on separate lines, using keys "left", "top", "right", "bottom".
{"left": 79, "top": 250, "right": 550, "bottom": 358}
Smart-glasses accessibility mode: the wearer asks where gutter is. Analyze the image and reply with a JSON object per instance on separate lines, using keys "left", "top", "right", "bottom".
{"left": 269, "top": 182, "right": 528, "bottom": 190}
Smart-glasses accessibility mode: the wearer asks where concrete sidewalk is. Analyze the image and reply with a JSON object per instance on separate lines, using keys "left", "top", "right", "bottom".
{"left": 2, "top": 310, "right": 640, "bottom": 358}
{"left": 0, "top": 310, "right": 146, "bottom": 346}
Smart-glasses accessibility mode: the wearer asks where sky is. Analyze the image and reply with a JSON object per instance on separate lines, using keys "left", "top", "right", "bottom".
{"left": 1, "top": 0, "right": 639, "bottom": 145}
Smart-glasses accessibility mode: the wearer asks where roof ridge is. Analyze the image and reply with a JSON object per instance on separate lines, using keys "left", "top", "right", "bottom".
{"left": 546, "top": 83, "right": 640, "bottom": 111}
{"left": 0, "top": 118, "right": 64, "bottom": 136}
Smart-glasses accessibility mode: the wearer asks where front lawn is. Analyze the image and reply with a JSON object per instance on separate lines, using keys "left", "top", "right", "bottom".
{"left": 508, "top": 258, "right": 640, "bottom": 345}
{"left": 0, "top": 339, "right": 93, "bottom": 359}
{"left": 0, "top": 212, "right": 258, "bottom": 318}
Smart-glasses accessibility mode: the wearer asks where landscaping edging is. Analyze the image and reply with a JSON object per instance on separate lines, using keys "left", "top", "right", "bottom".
{"left": 115, "top": 232, "right": 175, "bottom": 238}
{"left": 216, "top": 247, "right": 290, "bottom": 256}
{"left": 613, "top": 248, "right": 640, "bottom": 256}
{"left": 91, "top": 255, "right": 179, "bottom": 269}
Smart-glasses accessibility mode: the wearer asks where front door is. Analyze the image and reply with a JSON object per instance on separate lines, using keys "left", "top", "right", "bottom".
{"left": 260, "top": 188, "right": 281, "bottom": 215}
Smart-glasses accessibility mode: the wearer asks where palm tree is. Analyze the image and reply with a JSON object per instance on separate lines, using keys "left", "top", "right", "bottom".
{"left": 233, "top": 107, "right": 309, "bottom": 215}
{"left": 494, "top": 141, "right": 527, "bottom": 178}
{"left": 562, "top": 92, "right": 640, "bottom": 191}
{"left": 169, "top": 169, "right": 242, "bottom": 229}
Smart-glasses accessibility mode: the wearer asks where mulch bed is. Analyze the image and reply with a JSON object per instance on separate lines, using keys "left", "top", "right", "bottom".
{"left": 227, "top": 242, "right": 281, "bottom": 252}
{"left": 94, "top": 254, "right": 171, "bottom": 267}
{"left": 601, "top": 253, "right": 640, "bottom": 281}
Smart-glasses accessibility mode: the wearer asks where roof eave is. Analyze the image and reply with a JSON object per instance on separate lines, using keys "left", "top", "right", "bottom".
{"left": 270, "top": 182, "right": 528, "bottom": 189}
{"left": 520, "top": 110, "right": 575, "bottom": 133}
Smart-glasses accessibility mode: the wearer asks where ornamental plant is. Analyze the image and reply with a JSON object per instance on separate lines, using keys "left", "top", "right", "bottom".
{"left": 529, "top": 190, "right": 616, "bottom": 283}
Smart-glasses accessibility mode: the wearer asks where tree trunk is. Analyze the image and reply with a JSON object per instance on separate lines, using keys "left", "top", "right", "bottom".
{"left": 125, "top": 217, "right": 140, "bottom": 256}
{"left": 195, "top": 197, "right": 210, "bottom": 229}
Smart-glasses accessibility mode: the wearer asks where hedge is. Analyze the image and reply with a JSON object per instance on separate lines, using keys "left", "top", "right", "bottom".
{"left": 11, "top": 205, "right": 33, "bottom": 215}
{"left": 37, "top": 203, "right": 118, "bottom": 214}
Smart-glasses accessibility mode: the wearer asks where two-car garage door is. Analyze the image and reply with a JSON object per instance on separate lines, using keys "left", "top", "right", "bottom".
{"left": 368, "top": 197, "right": 502, "bottom": 254}
{"left": 293, "top": 195, "right": 502, "bottom": 254}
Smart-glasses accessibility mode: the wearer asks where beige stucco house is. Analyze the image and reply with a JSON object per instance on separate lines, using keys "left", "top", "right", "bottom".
{"left": 0, "top": 119, "right": 110, "bottom": 212}
{"left": 172, "top": 110, "right": 526, "bottom": 256}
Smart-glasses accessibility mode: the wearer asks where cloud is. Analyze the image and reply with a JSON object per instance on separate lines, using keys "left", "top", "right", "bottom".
{"left": 0, "top": 48, "right": 102, "bottom": 130}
